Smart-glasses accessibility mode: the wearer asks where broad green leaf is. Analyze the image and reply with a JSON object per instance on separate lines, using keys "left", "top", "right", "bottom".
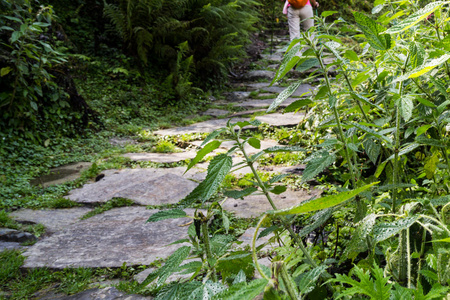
{"left": 0, "top": 67, "right": 12, "bottom": 77}
{"left": 384, "top": 143, "right": 419, "bottom": 162}
{"left": 302, "top": 151, "right": 336, "bottom": 182}
{"left": 324, "top": 41, "right": 345, "bottom": 63}
{"left": 394, "top": 54, "right": 450, "bottom": 82}
{"left": 273, "top": 182, "right": 378, "bottom": 215}
{"left": 424, "top": 153, "right": 439, "bottom": 179}
{"left": 317, "top": 34, "right": 343, "bottom": 44}
{"left": 147, "top": 209, "right": 188, "bottom": 222}
{"left": 432, "top": 237, "right": 450, "bottom": 243}
{"left": 183, "top": 154, "right": 233, "bottom": 204}
{"left": 211, "top": 279, "right": 268, "bottom": 300}
{"left": 416, "top": 125, "right": 431, "bottom": 136}
{"left": 400, "top": 96, "right": 414, "bottom": 121}
{"left": 298, "top": 208, "right": 333, "bottom": 237}
{"left": 416, "top": 97, "right": 436, "bottom": 108}
{"left": 269, "top": 174, "right": 290, "bottom": 184}
{"left": 284, "top": 99, "right": 313, "bottom": 113}
{"left": 10, "top": 31, "right": 21, "bottom": 43}
{"left": 345, "top": 214, "right": 378, "bottom": 259}
{"left": 270, "top": 185, "right": 287, "bottom": 195}
{"left": 385, "top": 1, "right": 449, "bottom": 34}
{"left": 271, "top": 44, "right": 303, "bottom": 85}
{"left": 351, "top": 123, "right": 393, "bottom": 145}
{"left": 295, "top": 58, "right": 319, "bottom": 72}
{"left": 223, "top": 187, "right": 258, "bottom": 199}
{"left": 185, "top": 140, "right": 221, "bottom": 173}
{"left": 264, "top": 146, "right": 305, "bottom": 153}
{"left": 258, "top": 225, "right": 280, "bottom": 239}
{"left": 350, "top": 92, "right": 385, "bottom": 111}
{"left": 409, "top": 41, "right": 426, "bottom": 69}
{"left": 416, "top": 136, "right": 447, "bottom": 148}
{"left": 363, "top": 137, "right": 381, "bottom": 165}
{"left": 188, "top": 281, "right": 226, "bottom": 299}
{"left": 372, "top": 4, "right": 385, "bottom": 14}
{"left": 344, "top": 50, "right": 360, "bottom": 62}
{"left": 430, "top": 76, "right": 449, "bottom": 100}
{"left": 267, "top": 81, "right": 303, "bottom": 113}
{"left": 201, "top": 128, "right": 226, "bottom": 146}
{"left": 233, "top": 119, "right": 261, "bottom": 128}
{"left": 328, "top": 95, "right": 337, "bottom": 108}
{"left": 354, "top": 12, "right": 392, "bottom": 50}
{"left": 247, "top": 137, "right": 261, "bottom": 149}
{"left": 375, "top": 160, "right": 387, "bottom": 178}
{"left": 352, "top": 71, "right": 371, "bottom": 88}
{"left": 373, "top": 216, "right": 418, "bottom": 243}
{"left": 321, "top": 11, "right": 338, "bottom": 17}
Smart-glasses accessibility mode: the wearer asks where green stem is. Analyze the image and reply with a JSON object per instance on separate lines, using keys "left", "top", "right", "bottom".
{"left": 419, "top": 214, "right": 450, "bottom": 235}
{"left": 406, "top": 227, "right": 411, "bottom": 289}
{"left": 435, "top": 20, "right": 450, "bottom": 79}
{"left": 416, "top": 227, "right": 427, "bottom": 285}
{"left": 252, "top": 214, "right": 271, "bottom": 281}
{"left": 398, "top": 230, "right": 407, "bottom": 285}
{"left": 277, "top": 261, "right": 299, "bottom": 299}
{"left": 392, "top": 104, "right": 400, "bottom": 213}
{"left": 342, "top": 70, "right": 370, "bottom": 123}
{"left": 201, "top": 219, "right": 217, "bottom": 282}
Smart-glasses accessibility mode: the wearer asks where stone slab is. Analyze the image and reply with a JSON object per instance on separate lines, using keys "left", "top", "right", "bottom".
{"left": 0, "top": 241, "right": 28, "bottom": 251}
{"left": 9, "top": 208, "right": 93, "bottom": 233}
{"left": 260, "top": 84, "right": 315, "bottom": 96}
{"left": 42, "top": 287, "right": 150, "bottom": 300}
{"left": 233, "top": 97, "right": 299, "bottom": 109}
{"left": 155, "top": 112, "right": 303, "bottom": 136}
{"left": 241, "top": 70, "right": 276, "bottom": 82}
{"left": 261, "top": 53, "right": 283, "bottom": 62}
{"left": 237, "top": 227, "right": 275, "bottom": 250}
{"left": 225, "top": 91, "right": 251, "bottom": 101}
{"left": 201, "top": 109, "right": 229, "bottom": 117}
{"left": 66, "top": 168, "right": 205, "bottom": 205}
{"left": 22, "top": 207, "right": 197, "bottom": 269}
{"left": 122, "top": 151, "right": 197, "bottom": 163}
{"left": 222, "top": 188, "right": 322, "bottom": 218}
{"left": 30, "top": 162, "right": 92, "bottom": 188}
{"left": 109, "top": 137, "right": 138, "bottom": 147}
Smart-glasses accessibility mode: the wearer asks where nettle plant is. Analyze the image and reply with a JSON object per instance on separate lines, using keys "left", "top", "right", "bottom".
{"left": 143, "top": 1, "right": 450, "bottom": 299}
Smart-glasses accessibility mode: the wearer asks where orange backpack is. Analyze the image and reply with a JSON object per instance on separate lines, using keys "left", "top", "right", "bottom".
{"left": 288, "top": 0, "right": 308, "bottom": 9}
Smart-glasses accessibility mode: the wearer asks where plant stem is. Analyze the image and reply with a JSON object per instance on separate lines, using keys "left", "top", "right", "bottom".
{"left": 406, "top": 227, "right": 411, "bottom": 289}
{"left": 252, "top": 215, "right": 271, "bottom": 281}
{"left": 277, "top": 261, "right": 299, "bottom": 299}
{"left": 342, "top": 70, "right": 370, "bottom": 123}
{"left": 201, "top": 219, "right": 217, "bottom": 282}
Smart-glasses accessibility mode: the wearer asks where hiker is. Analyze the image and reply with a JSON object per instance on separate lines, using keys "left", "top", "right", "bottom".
{"left": 283, "top": 0, "right": 319, "bottom": 41}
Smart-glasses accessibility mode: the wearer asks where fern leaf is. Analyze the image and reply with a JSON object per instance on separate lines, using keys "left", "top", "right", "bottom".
{"left": 147, "top": 209, "right": 188, "bottom": 223}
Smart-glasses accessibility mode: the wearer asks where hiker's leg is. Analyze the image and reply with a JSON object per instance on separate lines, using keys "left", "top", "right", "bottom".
{"left": 299, "top": 5, "right": 314, "bottom": 31}
{"left": 287, "top": 6, "right": 301, "bottom": 41}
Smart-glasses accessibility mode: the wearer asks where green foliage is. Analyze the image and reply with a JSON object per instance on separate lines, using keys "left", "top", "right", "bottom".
{"left": 81, "top": 198, "right": 134, "bottom": 219}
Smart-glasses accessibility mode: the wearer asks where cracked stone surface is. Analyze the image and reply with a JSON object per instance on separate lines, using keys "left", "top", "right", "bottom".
{"left": 122, "top": 151, "right": 197, "bottom": 163}
{"left": 23, "top": 207, "right": 197, "bottom": 269}
{"left": 40, "top": 287, "right": 150, "bottom": 300}
{"left": 237, "top": 227, "right": 275, "bottom": 250}
{"left": 234, "top": 97, "right": 299, "bottom": 109}
{"left": 222, "top": 188, "right": 322, "bottom": 218}
{"left": 9, "top": 208, "right": 93, "bottom": 233}
{"left": 66, "top": 168, "right": 205, "bottom": 205}
{"left": 201, "top": 109, "right": 229, "bottom": 117}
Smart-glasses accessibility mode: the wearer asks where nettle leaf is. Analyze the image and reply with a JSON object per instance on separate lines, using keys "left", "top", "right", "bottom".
{"left": 351, "top": 122, "right": 393, "bottom": 145}
{"left": 416, "top": 136, "right": 447, "bottom": 148}
{"left": 247, "top": 137, "right": 261, "bottom": 149}
{"left": 223, "top": 187, "right": 258, "bottom": 199}
{"left": 188, "top": 281, "right": 226, "bottom": 300}
{"left": 430, "top": 76, "right": 450, "bottom": 100}
{"left": 400, "top": 96, "right": 414, "bottom": 121}
{"left": 384, "top": 143, "right": 420, "bottom": 162}
{"left": 394, "top": 54, "right": 450, "bottom": 82}
{"left": 302, "top": 151, "right": 336, "bottom": 182}
{"left": 409, "top": 41, "right": 426, "bottom": 69}
{"left": 284, "top": 99, "right": 313, "bottom": 113}
{"left": 183, "top": 154, "right": 232, "bottom": 204}
{"left": 271, "top": 43, "right": 303, "bottom": 84}
{"left": 147, "top": 209, "right": 188, "bottom": 223}
{"left": 186, "top": 140, "right": 221, "bottom": 173}
{"left": 363, "top": 137, "right": 381, "bottom": 165}
{"left": 345, "top": 214, "right": 378, "bottom": 260}
{"left": 269, "top": 174, "right": 289, "bottom": 184}
{"left": 298, "top": 208, "right": 333, "bottom": 237}
{"left": 424, "top": 153, "right": 439, "bottom": 179}
{"left": 270, "top": 185, "right": 287, "bottom": 195}
{"left": 354, "top": 12, "right": 392, "bottom": 50}
{"left": 296, "top": 58, "right": 319, "bottom": 72}
{"left": 298, "top": 265, "right": 328, "bottom": 295}
{"left": 274, "top": 182, "right": 378, "bottom": 215}
{"left": 324, "top": 41, "right": 346, "bottom": 63}
{"left": 233, "top": 119, "right": 261, "bottom": 128}
{"left": 267, "top": 81, "right": 303, "bottom": 113}
{"left": 264, "top": 146, "right": 305, "bottom": 153}
{"left": 258, "top": 225, "right": 280, "bottom": 239}
{"left": 350, "top": 92, "right": 385, "bottom": 112}
{"left": 201, "top": 128, "right": 226, "bottom": 146}
{"left": 385, "top": 1, "right": 449, "bottom": 34}
{"left": 373, "top": 216, "right": 418, "bottom": 243}
{"left": 430, "top": 195, "right": 450, "bottom": 206}
{"left": 211, "top": 278, "right": 268, "bottom": 300}
{"left": 344, "top": 50, "right": 360, "bottom": 62}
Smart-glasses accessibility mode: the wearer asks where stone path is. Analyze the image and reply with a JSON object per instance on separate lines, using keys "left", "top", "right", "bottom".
{"left": 4, "top": 33, "right": 331, "bottom": 298}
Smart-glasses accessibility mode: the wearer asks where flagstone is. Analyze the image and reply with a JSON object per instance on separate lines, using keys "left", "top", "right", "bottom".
{"left": 22, "top": 207, "right": 197, "bottom": 269}
{"left": 122, "top": 151, "right": 197, "bottom": 163}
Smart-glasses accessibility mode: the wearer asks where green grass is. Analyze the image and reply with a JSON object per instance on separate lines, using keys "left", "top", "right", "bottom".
{"left": 81, "top": 198, "right": 135, "bottom": 220}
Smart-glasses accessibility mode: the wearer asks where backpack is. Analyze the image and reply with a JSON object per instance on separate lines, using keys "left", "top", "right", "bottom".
{"left": 288, "top": 0, "right": 308, "bottom": 9}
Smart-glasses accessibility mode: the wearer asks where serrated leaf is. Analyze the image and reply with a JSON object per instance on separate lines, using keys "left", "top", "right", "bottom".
{"left": 0, "top": 67, "right": 12, "bottom": 77}
{"left": 295, "top": 58, "right": 319, "bottom": 72}
{"left": 372, "top": 4, "right": 385, "bottom": 14}
{"left": 232, "top": 269, "right": 247, "bottom": 284}
{"left": 373, "top": 216, "right": 418, "bottom": 243}
{"left": 345, "top": 214, "right": 378, "bottom": 259}
{"left": 430, "top": 195, "right": 450, "bottom": 206}
{"left": 430, "top": 76, "right": 449, "bottom": 100}
{"left": 223, "top": 187, "right": 258, "bottom": 199}
{"left": 400, "top": 96, "right": 414, "bottom": 121}
{"left": 302, "top": 151, "right": 336, "bottom": 182}
{"left": 274, "top": 182, "right": 378, "bottom": 215}
{"left": 350, "top": 92, "right": 385, "bottom": 112}
{"left": 186, "top": 140, "right": 222, "bottom": 173}
{"left": 298, "top": 265, "right": 328, "bottom": 295}
{"left": 188, "top": 281, "right": 226, "bottom": 300}
{"left": 270, "top": 185, "right": 287, "bottom": 195}
{"left": 258, "top": 225, "right": 280, "bottom": 239}
{"left": 416, "top": 136, "right": 447, "bottom": 148}
{"left": 351, "top": 122, "right": 393, "bottom": 145}
{"left": 394, "top": 54, "right": 450, "bottom": 82}
{"left": 384, "top": 1, "right": 449, "bottom": 34}
{"left": 233, "top": 119, "right": 261, "bottom": 128}
{"left": 298, "top": 208, "right": 333, "bottom": 237}
{"left": 147, "top": 209, "right": 188, "bottom": 223}
{"left": 201, "top": 128, "right": 226, "bottom": 146}
{"left": 409, "top": 41, "right": 426, "bottom": 69}
{"left": 354, "top": 12, "right": 392, "bottom": 50}
{"left": 363, "top": 137, "right": 381, "bottom": 165}
{"left": 183, "top": 154, "right": 233, "bottom": 204}
{"left": 264, "top": 146, "right": 305, "bottom": 153}
{"left": 271, "top": 44, "right": 303, "bottom": 84}
{"left": 267, "top": 81, "right": 303, "bottom": 113}
{"left": 284, "top": 99, "right": 313, "bottom": 113}
{"left": 344, "top": 50, "right": 360, "bottom": 62}
{"left": 324, "top": 41, "right": 346, "bottom": 63}
{"left": 247, "top": 137, "right": 261, "bottom": 149}
{"left": 269, "top": 174, "right": 289, "bottom": 184}
{"left": 212, "top": 279, "right": 268, "bottom": 300}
